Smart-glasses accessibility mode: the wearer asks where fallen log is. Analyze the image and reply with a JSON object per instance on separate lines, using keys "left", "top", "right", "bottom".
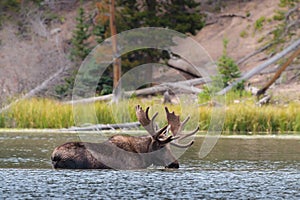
{"left": 163, "top": 82, "right": 203, "bottom": 93}
{"left": 65, "top": 122, "right": 141, "bottom": 131}
{"left": 66, "top": 94, "right": 113, "bottom": 104}
{"left": 236, "top": 43, "right": 273, "bottom": 65}
{"left": 167, "top": 58, "right": 201, "bottom": 78}
{"left": 66, "top": 77, "right": 208, "bottom": 104}
{"left": 256, "top": 47, "right": 300, "bottom": 96}
{"left": 259, "top": 65, "right": 300, "bottom": 75}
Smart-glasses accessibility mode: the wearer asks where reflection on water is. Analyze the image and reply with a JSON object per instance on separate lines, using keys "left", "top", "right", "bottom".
{"left": 0, "top": 132, "right": 299, "bottom": 199}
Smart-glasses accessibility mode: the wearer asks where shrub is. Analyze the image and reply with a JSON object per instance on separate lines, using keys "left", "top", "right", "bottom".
{"left": 254, "top": 16, "right": 266, "bottom": 31}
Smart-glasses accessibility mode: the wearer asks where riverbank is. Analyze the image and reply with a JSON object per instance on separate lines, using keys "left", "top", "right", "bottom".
{"left": 1, "top": 98, "right": 300, "bottom": 133}
{"left": 0, "top": 128, "right": 299, "bottom": 139}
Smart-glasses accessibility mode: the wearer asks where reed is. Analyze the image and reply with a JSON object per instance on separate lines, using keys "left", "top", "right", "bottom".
{"left": 0, "top": 98, "right": 299, "bottom": 134}
{"left": 222, "top": 103, "right": 300, "bottom": 134}
{"left": 2, "top": 98, "right": 74, "bottom": 128}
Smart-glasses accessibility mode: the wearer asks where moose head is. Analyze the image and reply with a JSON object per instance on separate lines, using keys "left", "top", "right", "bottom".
{"left": 51, "top": 105, "right": 198, "bottom": 169}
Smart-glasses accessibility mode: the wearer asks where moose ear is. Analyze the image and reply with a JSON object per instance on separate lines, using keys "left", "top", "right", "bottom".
{"left": 165, "top": 107, "right": 181, "bottom": 135}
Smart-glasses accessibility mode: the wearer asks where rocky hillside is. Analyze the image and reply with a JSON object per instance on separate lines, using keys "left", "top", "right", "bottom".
{"left": 0, "top": 0, "right": 299, "bottom": 106}
{"left": 197, "top": 0, "right": 300, "bottom": 101}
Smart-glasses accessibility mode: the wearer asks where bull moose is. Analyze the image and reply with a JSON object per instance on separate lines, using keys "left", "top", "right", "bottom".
{"left": 51, "top": 105, "right": 198, "bottom": 169}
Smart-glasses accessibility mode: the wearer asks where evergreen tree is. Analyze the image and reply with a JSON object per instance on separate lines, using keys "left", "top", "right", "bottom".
{"left": 56, "top": 7, "right": 91, "bottom": 98}
{"left": 217, "top": 38, "right": 243, "bottom": 90}
{"left": 70, "top": 7, "right": 90, "bottom": 62}
{"left": 116, "top": 0, "right": 204, "bottom": 34}
{"left": 114, "top": 0, "right": 205, "bottom": 74}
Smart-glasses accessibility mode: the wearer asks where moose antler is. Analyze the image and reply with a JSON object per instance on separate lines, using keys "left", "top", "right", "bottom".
{"left": 135, "top": 105, "right": 177, "bottom": 144}
{"left": 165, "top": 107, "right": 199, "bottom": 148}
{"left": 135, "top": 105, "right": 158, "bottom": 135}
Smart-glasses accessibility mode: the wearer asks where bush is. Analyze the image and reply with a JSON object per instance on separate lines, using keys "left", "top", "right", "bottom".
{"left": 254, "top": 16, "right": 266, "bottom": 31}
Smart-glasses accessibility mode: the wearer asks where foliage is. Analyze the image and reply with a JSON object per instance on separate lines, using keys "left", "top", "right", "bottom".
{"left": 223, "top": 102, "right": 300, "bottom": 133}
{"left": 70, "top": 7, "right": 91, "bottom": 62}
{"left": 239, "top": 30, "right": 248, "bottom": 38}
{"left": 199, "top": 39, "right": 243, "bottom": 103}
{"left": 93, "top": 1, "right": 110, "bottom": 43}
{"left": 57, "top": 3, "right": 109, "bottom": 98}
{"left": 198, "top": 86, "right": 212, "bottom": 103}
{"left": 112, "top": 0, "right": 205, "bottom": 85}
{"left": 54, "top": 73, "right": 76, "bottom": 99}
{"left": 273, "top": 10, "right": 285, "bottom": 21}
{"left": 217, "top": 38, "right": 242, "bottom": 89}
{"left": 97, "top": 74, "right": 113, "bottom": 95}
{"left": 0, "top": 0, "right": 42, "bottom": 28}
{"left": 116, "top": 0, "right": 204, "bottom": 34}
{"left": 254, "top": 16, "right": 266, "bottom": 31}
{"left": 278, "top": 0, "right": 299, "bottom": 7}
{"left": 55, "top": 1, "right": 205, "bottom": 98}
{"left": 0, "top": 0, "right": 20, "bottom": 14}
{"left": 93, "top": 23, "right": 106, "bottom": 44}
{"left": 263, "top": 0, "right": 299, "bottom": 54}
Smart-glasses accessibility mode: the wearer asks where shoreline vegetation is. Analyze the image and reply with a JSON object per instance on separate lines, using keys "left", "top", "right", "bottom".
{"left": 0, "top": 129, "right": 299, "bottom": 138}
{"left": 0, "top": 96, "right": 299, "bottom": 135}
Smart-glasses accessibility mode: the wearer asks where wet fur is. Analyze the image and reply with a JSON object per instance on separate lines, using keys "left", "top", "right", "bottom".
{"left": 51, "top": 134, "right": 179, "bottom": 170}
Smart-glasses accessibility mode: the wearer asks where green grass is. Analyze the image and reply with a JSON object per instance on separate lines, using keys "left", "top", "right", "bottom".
{"left": 5, "top": 98, "right": 74, "bottom": 128}
{"left": 254, "top": 16, "right": 266, "bottom": 31}
{"left": 239, "top": 30, "right": 248, "bottom": 38}
{"left": 273, "top": 10, "right": 285, "bottom": 21}
{"left": 222, "top": 103, "right": 300, "bottom": 133}
{"left": 0, "top": 97, "right": 300, "bottom": 134}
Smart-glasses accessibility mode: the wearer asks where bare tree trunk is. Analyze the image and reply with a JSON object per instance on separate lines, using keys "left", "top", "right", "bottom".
{"left": 66, "top": 77, "right": 207, "bottom": 105}
{"left": 110, "top": 0, "right": 121, "bottom": 103}
{"left": 256, "top": 47, "right": 300, "bottom": 96}
{"left": 236, "top": 43, "right": 273, "bottom": 65}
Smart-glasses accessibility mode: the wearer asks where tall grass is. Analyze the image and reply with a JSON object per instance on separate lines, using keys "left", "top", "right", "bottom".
{"left": 223, "top": 103, "right": 300, "bottom": 133}
{"left": 0, "top": 98, "right": 300, "bottom": 134}
{"left": 2, "top": 98, "right": 74, "bottom": 128}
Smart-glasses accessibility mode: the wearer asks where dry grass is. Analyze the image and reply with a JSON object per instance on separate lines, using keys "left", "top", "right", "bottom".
{"left": 0, "top": 98, "right": 299, "bottom": 134}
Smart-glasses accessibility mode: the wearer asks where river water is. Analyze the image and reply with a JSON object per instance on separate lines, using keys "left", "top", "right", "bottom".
{"left": 0, "top": 131, "right": 299, "bottom": 199}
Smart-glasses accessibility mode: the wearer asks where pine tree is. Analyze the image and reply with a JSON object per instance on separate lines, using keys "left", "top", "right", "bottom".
{"left": 70, "top": 7, "right": 90, "bottom": 62}
{"left": 217, "top": 38, "right": 243, "bottom": 89}
{"left": 56, "top": 6, "right": 91, "bottom": 98}
{"left": 116, "top": 0, "right": 204, "bottom": 34}
{"left": 114, "top": 0, "right": 205, "bottom": 71}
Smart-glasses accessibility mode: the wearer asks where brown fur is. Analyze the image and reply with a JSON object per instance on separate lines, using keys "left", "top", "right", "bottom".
{"left": 51, "top": 105, "right": 197, "bottom": 170}
{"left": 51, "top": 134, "right": 178, "bottom": 170}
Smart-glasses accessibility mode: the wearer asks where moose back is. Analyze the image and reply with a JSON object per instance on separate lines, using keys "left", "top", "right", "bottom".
{"left": 51, "top": 105, "right": 198, "bottom": 169}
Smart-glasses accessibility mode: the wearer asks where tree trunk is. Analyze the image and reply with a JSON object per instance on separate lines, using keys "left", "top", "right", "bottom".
{"left": 256, "top": 47, "right": 300, "bottom": 96}
{"left": 110, "top": 0, "right": 121, "bottom": 102}
{"left": 66, "top": 77, "right": 207, "bottom": 104}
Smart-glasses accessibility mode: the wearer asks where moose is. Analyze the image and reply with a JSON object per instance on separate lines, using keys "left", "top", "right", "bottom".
{"left": 51, "top": 105, "right": 198, "bottom": 169}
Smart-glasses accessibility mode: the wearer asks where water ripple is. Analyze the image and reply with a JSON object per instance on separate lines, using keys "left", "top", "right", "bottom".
{"left": 0, "top": 165, "right": 299, "bottom": 199}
